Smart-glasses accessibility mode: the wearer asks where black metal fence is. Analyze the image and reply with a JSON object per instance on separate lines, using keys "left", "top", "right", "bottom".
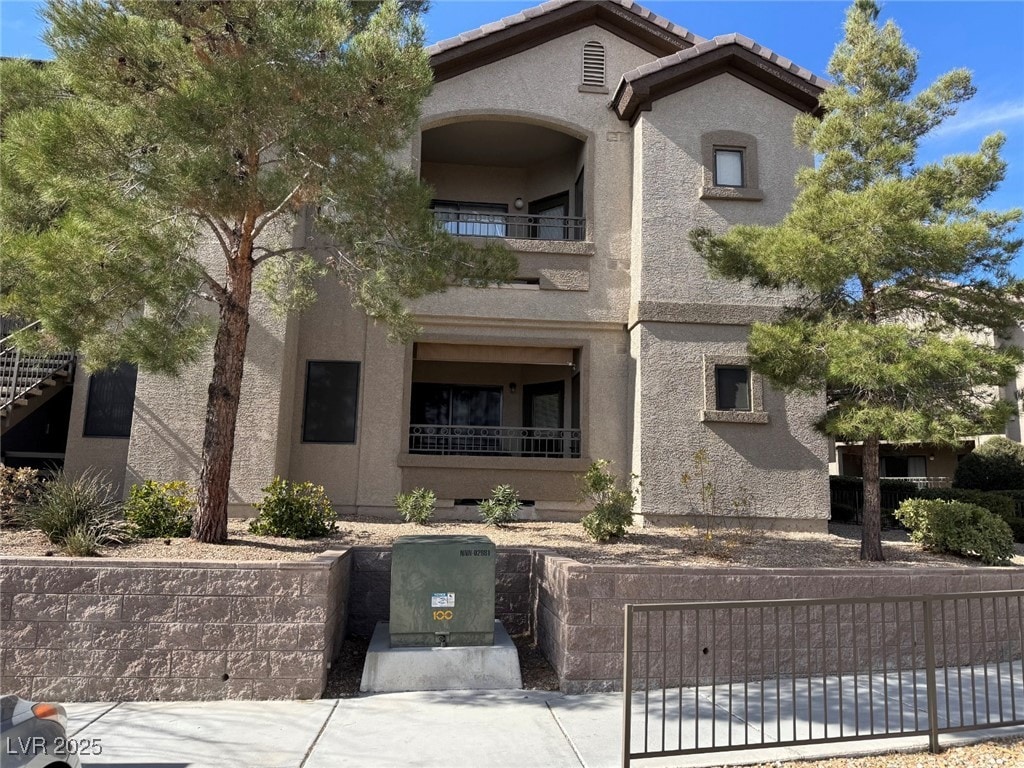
{"left": 622, "top": 590, "right": 1024, "bottom": 766}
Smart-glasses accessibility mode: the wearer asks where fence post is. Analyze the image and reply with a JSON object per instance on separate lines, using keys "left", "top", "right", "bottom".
{"left": 622, "top": 604, "right": 634, "bottom": 768}
{"left": 922, "top": 597, "right": 941, "bottom": 754}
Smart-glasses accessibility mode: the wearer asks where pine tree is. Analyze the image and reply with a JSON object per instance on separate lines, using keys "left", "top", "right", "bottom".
{"left": 690, "top": 0, "right": 1024, "bottom": 560}
{"left": 1, "top": 1, "right": 515, "bottom": 543}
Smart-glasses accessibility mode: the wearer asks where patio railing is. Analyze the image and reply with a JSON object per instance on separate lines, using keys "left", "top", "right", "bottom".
{"left": 431, "top": 209, "right": 586, "bottom": 241}
{"left": 408, "top": 424, "right": 581, "bottom": 458}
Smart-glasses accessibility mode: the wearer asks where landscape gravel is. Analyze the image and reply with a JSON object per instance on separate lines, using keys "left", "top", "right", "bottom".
{"left": 3, "top": 516, "right": 1023, "bottom": 567}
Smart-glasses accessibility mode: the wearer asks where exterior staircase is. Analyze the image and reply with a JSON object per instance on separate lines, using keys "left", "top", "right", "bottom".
{"left": 0, "top": 320, "right": 76, "bottom": 435}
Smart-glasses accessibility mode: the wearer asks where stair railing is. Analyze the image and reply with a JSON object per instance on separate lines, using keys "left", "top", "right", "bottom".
{"left": 0, "top": 321, "right": 76, "bottom": 410}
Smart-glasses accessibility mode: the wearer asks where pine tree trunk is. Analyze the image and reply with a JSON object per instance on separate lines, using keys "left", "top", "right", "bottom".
{"left": 192, "top": 244, "right": 255, "bottom": 544}
{"left": 860, "top": 434, "right": 885, "bottom": 561}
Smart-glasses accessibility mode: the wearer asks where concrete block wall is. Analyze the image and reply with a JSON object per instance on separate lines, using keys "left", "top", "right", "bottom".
{"left": 347, "top": 547, "right": 533, "bottom": 638}
{"left": 0, "top": 551, "right": 351, "bottom": 701}
{"left": 535, "top": 553, "right": 1024, "bottom": 694}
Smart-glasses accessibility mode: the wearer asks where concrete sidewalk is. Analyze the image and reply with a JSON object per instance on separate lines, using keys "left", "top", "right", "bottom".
{"left": 63, "top": 690, "right": 1024, "bottom": 768}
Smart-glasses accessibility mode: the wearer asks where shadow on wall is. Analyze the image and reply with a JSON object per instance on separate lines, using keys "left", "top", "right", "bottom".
{"left": 126, "top": 399, "right": 245, "bottom": 504}
{"left": 704, "top": 389, "right": 825, "bottom": 473}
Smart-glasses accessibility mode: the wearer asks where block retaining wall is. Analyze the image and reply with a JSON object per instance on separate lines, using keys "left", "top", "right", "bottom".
{"left": 535, "top": 554, "right": 1024, "bottom": 694}
{"left": 0, "top": 550, "right": 351, "bottom": 702}
{"left": 346, "top": 547, "right": 534, "bottom": 638}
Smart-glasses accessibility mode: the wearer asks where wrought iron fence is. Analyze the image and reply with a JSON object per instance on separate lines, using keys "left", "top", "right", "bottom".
{"left": 408, "top": 424, "right": 581, "bottom": 458}
{"left": 622, "top": 590, "right": 1024, "bottom": 766}
{"left": 431, "top": 209, "right": 586, "bottom": 241}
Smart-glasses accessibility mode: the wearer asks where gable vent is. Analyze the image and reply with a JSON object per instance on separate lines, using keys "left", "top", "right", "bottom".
{"left": 582, "top": 41, "right": 606, "bottom": 87}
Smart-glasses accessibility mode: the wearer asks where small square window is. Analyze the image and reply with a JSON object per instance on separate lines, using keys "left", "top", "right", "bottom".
{"left": 715, "top": 366, "right": 750, "bottom": 411}
{"left": 714, "top": 149, "right": 744, "bottom": 187}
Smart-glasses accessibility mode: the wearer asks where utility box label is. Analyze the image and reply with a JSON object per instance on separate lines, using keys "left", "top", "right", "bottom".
{"left": 431, "top": 592, "right": 455, "bottom": 608}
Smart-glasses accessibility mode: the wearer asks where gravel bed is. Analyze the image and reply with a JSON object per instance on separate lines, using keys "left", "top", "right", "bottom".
{"left": 3, "top": 516, "right": 1022, "bottom": 568}
{"left": 729, "top": 734, "right": 1023, "bottom": 766}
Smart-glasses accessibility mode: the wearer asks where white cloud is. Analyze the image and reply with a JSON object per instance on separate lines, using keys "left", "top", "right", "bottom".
{"left": 932, "top": 100, "right": 1024, "bottom": 138}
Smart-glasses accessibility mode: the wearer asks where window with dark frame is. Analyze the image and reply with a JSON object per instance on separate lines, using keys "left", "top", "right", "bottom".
{"left": 83, "top": 363, "right": 138, "bottom": 438}
{"left": 302, "top": 361, "right": 360, "bottom": 443}
{"left": 715, "top": 365, "right": 751, "bottom": 411}
{"left": 713, "top": 148, "right": 745, "bottom": 187}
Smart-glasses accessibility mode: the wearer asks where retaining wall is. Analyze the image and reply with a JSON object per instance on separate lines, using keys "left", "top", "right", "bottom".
{"left": 346, "top": 547, "right": 534, "bottom": 638}
{"left": 0, "top": 550, "right": 351, "bottom": 701}
{"left": 535, "top": 554, "right": 1024, "bottom": 694}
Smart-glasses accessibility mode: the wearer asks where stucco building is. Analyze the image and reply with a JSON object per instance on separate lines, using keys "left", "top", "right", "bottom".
{"left": 11, "top": 0, "right": 836, "bottom": 529}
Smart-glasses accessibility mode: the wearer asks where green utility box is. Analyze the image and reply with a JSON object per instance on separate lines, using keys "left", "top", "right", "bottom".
{"left": 389, "top": 534, "right": 496, "bottom": 647}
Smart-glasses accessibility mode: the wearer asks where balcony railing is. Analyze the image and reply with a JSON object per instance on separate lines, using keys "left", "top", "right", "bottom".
{"left": 409, "top": 424, "right": 581, "bottom": 458}
{"left": 431, "top": 209, "right": 585, "bottom": 241}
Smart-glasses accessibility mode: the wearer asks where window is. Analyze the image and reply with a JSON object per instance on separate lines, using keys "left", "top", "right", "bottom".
{"left": 582, "top": 41, "right": 606, "bottom": 87}
{"left": 302, "top": 361, "right": 360, "bottom": 443}
{"left": 411, "top": 384, "right": 501, "bottom": 427}
{"left": 700, "top": 131, "right": 763, "bottom": 201}
{"left": 83, "top": 364, "right": 137, "bottom": 438}
{"left": 431, "top": 200, "right": 508, "bottom": 237}
{"left": 528, "top": 191, "right": 572, "bottom": 240}
{"left": 713, "top": 149, "right": 744, "bottom": 188}
{"left": 702, "top": 354, "right": 768, "bottom": 424}
{"left": 715, "top": 366, "right": 750, "bottom": 411}
{"left": 882, "top": 455, "right": 927, "bottom": 478}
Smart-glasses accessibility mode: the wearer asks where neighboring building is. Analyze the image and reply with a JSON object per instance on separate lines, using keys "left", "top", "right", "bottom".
{"left": 831, "top": 324, "right": 1024, "bottom": 487}
{"left": 9, "top": 0, "right": 835, "bottom": 529}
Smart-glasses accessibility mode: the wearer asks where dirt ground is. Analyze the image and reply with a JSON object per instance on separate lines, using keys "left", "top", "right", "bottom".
{"left": 4, "top": 515, "right": 1022, "bottom": 568}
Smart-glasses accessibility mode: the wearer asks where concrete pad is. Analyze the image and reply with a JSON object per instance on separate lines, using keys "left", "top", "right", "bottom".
{"left": 65, "top": 701, "right": 119, "bottom": 737}
{"left": 67, "top": 699, "right": 336, "bottom": 767}
{"left": 305, "top": 690, "right": 581, "bottom": 768}
{"left": 360, "top": 620, "right": 522, "bottom": 692}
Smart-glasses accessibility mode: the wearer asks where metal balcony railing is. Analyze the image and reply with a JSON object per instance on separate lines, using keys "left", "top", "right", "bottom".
{"left": 409, "top": 424, "right": 581, "bottom": 458}
{"left": 1, "top": 321, "right": 75, "bottom": 410}
{"left": 432, "top": 209, "right": 586, "bottom": 241}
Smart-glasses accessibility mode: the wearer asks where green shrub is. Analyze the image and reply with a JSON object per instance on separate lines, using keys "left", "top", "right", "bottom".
{"left": 895, "top": 498, "right": 1014, "bottom": 566}
{"left": 994, "top": 489, "right": 1024, "bottom": 520}
{"left": 953, "top": 437, "right": 1024, "bottom": 491}
{"left": 61, "top": 525, "right": 106, "bottom": 557}
{"left": 579, "top": 460, "right": 637, "bottom": 542}
{"left": 1003, "top": 515, "right": 1024, "bottom": 544}
{"left": 0, "top": 465, "right": 40, "bottom": 527}
{"left": 914, "top": 487, "right": 1014, "bottom": 519}
{"left": 396, "top": 487, "right": 436, "bottom": 525}
{"left": 249, "top": 477, "right": 336, "bottom": 538}
{"left": 124, "top": 480, "right": 195, "bottom": 538}
{"left": 479, "top": 484, "right": 520, "bottom": 527}
{"left": 22, "top": 470, "right": 127, "bottom": 555}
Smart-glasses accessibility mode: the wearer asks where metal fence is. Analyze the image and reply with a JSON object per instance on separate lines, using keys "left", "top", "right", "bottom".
{"left": 408, "top": 424, "right": 581, "bottom": 458}
{"left": 431, "top": 209, "right": 586, "bottom": 241}
{"left": 622, "top": 590, "right": 1024, "bottom": 766}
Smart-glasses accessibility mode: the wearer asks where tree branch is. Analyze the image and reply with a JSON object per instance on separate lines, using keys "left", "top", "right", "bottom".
{"left": 252, "top": 172, "right": 310, "bottom": 239}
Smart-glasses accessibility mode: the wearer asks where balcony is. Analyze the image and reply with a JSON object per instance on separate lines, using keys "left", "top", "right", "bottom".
{"left": 421, "top": 119, "right": 587, "bottom": 244}
{"left": 431, "top": 208, "right": 586, "bottom": 241}
{"left": 409, "top": 424, "right": 581, "bottom": 458}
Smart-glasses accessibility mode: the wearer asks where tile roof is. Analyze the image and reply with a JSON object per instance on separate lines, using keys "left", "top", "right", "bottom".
{"left": 426, "top": 0, "right": 705, "bottom": 57}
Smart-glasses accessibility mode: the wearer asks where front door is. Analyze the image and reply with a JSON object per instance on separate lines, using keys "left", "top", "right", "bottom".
{"left": 523, "top": 380, "right": 564, "bottom": 457}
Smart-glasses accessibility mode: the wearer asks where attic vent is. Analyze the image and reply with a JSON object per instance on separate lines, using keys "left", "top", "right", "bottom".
{"left": 582, "top": 41, "right": 606, "bottom": 87}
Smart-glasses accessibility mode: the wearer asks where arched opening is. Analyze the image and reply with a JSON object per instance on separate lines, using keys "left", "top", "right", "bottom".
{"left": 420, "top": 119, "right": 586, "bottom": 241}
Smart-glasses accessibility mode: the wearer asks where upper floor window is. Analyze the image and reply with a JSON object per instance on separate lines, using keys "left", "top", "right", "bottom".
{"left": 302, "top": 361, "right": 360, "bottom": 443}
{"left": 700, "top": 130, "right": 764, "bottom": 201}
{"left": 713, "top": 149, "right": 744, "bottom": 188}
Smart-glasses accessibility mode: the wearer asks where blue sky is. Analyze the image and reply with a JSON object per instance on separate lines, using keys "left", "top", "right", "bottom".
{"left": 3, "top": 0, "right": 1023, "bottom": 267}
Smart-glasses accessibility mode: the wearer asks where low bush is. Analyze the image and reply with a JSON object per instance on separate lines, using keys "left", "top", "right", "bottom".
{"left": 0, "top": 465, "right": 40, "bottom": 527}
{"left": 21, "top": 470, "right": 128, "bottom": 556}
{"left": 396, "top": 487, "right": 436, "bottom": 525}
{"left": 479, "top": 484, "right": 520, "bottom": 527}
{"left": 579, "top": 459, "right": 637, "bottom": 542}
{"left": 914, "top": 486, "right": 1014, "bottom": 519}
{"left": 953, "top": 437, "right": 1024, "bottom": 491}
{"left": 249, "top": 477, "right": 336, "bottom": 538}
{"left": 124, "top": 480, "right": 195, "bottom": 538}
{"left": 895, "top": 498, "right": 1014, "bottom": 566}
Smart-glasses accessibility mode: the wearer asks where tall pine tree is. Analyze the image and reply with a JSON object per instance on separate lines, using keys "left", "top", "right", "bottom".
{"left": 691, "top": 0, "right": 1023, "bottom": 560}
{"left": 1, "top": 1, "right": 515, "bottom": 543}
